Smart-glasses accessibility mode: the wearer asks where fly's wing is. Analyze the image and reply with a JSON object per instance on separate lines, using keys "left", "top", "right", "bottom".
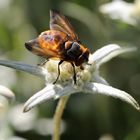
{"left": 50, "top": 9, "right": 79, "bottom": 41}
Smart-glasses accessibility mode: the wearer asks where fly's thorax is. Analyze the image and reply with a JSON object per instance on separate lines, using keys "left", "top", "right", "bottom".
{"left": 64, "top": 41, "right": 89, "bottom": 65}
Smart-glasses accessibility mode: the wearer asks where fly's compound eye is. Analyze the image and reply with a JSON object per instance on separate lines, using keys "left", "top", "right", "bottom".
{"left": 83, "top": 53, "right": 89, "bottom": 62}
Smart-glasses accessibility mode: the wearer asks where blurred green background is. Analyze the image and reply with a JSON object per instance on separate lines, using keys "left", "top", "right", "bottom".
{"left": 0, "top": 0, "right": 140, "bottom": 140}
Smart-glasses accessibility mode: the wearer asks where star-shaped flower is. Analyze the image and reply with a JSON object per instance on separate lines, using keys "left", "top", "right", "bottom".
{"left": 99, "top": 0, "right": 140, "bottom": 26}
{"left": 0, "top": 44, "right": 139, "bottom": 112}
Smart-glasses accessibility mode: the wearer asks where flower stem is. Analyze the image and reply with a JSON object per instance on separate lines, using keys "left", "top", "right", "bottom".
{"left": 52, "top": 96, "right": 69, "bottom": 140}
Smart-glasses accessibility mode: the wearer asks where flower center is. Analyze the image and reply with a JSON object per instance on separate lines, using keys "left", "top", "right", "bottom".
{"left": 42, "top": 59, "right": 92, "bottom": 85}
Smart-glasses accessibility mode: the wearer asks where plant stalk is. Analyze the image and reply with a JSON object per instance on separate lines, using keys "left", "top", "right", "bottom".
{"left": 52, "top": 96, "right": 69, "bottom": 140}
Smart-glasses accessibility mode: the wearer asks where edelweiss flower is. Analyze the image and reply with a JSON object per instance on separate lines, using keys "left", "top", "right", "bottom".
{"left": 99, "top": 0, "right": 140, "bottom": 26}
{"left": 0, "top": 44, "right": 139, "bottom": 112}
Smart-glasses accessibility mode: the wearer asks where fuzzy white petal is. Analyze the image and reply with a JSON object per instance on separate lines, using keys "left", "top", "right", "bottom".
{"left": 89, "top": 44, "right": 120, "bottom": 66}
{"left": 97, "top": 47, "right": 136, "bottom": 68}
{"left": 85, "top": 83, "right": 140, "bottom": 110}
{"left": 23, "top": 84, "right": 78, "bottom": 112}
{"left": 54, "top": 85, "right": 78, "bottom": 99}
{"left": 0, "top": 60, "right": 46, "bottom": 77}
{"left": 0, "top": 85, "right": 15, "bottom": 101}
{"left": 92, "top": 71, "right": 109, "bottom": 85}
{"left": 89, "top": 44, "right": 136, "bottom": 68}
{"left": 23, "top": 84, "right": 57, "bottom": 112}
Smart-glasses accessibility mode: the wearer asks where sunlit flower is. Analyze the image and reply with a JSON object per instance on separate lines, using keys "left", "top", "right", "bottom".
{"left": 0, "top": 87, "right": 27, "bottom": 140}
{"left": 99, "top": 0, "right": 140, "bottom": 26}
{"left": 35, "top": 118, "right": 65, "bottom": 136}
{"left": 0, "top": 44, "right": 139, "bottom": 112}
{"left": 8, "top": 104, "right": 38, "bottom": 132}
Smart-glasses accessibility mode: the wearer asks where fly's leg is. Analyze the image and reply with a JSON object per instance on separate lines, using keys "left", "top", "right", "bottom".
{"left": 38, "top": 59, "right": 48, "bottom": 66}
{"left": 53, "top": 60, "right": 64, "bottom": 84}
{"left": 71, "top": 62, "right": 76, "bottom": 84}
